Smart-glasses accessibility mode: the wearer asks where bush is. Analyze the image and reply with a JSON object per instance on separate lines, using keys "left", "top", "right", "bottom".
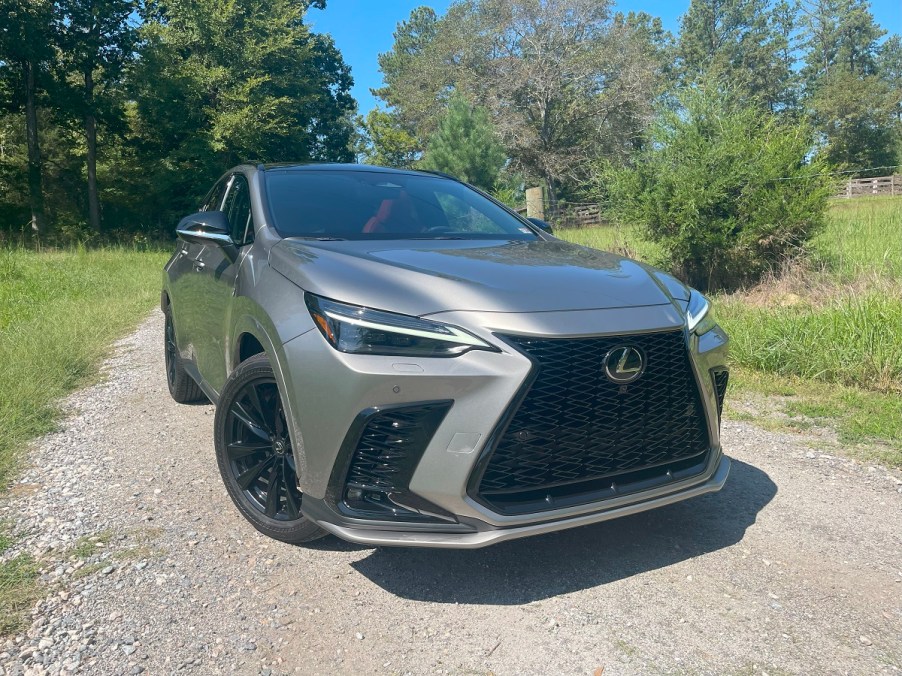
{"left": 598, "top": 85, "right": 833, "bottom": 291}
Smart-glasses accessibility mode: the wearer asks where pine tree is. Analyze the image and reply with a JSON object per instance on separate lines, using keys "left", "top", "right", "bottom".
{"left": 420, "top": 95, "right": 506, "bottom": 190}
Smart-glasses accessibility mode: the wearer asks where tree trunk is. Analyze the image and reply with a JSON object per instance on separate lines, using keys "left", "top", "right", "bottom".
{"left": 85, "top": 69, "right": 101, "bottom": 231}
{"left": 24, "top": 59, "right": 47, "bottom": 235}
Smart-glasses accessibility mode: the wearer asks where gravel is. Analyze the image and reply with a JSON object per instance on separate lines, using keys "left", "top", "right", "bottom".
{"left": 1, "top": 309, "right": 901, "bottom": 675}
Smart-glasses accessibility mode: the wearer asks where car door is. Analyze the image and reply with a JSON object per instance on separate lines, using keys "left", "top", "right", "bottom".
{"left": 192, "top": 173, "right": 255, "bottom": 394}
{"left": 169, "top": 176, "right": 230, "bottom": 367}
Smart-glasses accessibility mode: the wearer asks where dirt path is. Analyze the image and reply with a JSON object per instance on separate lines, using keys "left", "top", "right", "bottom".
{"left": 1, "top": 310, "right": 900, "bottom": 676}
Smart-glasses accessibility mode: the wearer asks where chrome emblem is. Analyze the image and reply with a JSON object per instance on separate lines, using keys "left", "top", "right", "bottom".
{"left": 603, "top": 345, "right": 646, "bottom": 384}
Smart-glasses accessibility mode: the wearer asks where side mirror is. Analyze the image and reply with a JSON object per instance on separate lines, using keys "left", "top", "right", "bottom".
{"left": 527, "top": 217, "right": 554, "bottom": 235}
{"left": 176, "top": 211, "right": 233, "bottom": 246}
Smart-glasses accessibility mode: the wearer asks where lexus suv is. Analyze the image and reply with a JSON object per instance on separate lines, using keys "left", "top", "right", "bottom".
{"left": 162, "top": 163, "right": 730, "bottom": 548}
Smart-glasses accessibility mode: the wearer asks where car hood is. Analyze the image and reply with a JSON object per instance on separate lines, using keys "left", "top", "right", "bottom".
{"left": 270, "top": 238, "right": 684, "bottom": 316}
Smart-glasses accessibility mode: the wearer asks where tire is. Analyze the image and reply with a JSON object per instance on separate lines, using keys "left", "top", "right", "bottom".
{"left": 214, "top": 353, "right": 326, "bottom": 544}
{"left": 164, "top": 306, "right": 206, "bottom": 404}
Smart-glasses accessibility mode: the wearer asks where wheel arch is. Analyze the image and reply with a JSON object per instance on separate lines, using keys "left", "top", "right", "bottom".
{"left": 228, "top": 314, "right": 309, "bottom": 483}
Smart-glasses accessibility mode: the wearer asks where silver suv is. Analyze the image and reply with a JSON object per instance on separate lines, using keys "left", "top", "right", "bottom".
{"left": 162, "top": 164, "right": 730, "bottom": 548}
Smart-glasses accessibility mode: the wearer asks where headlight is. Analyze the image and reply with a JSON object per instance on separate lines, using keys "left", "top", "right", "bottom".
{"left": 687, "top": 290, "right": 716, "bottom": 335}
{"left": 305, "top": 294, "right": 497, "bottom": 357}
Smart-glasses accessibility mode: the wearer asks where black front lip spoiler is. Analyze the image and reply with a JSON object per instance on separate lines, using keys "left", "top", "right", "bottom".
{"left": 303, "top": 455, "right": 731, "bottom": 549}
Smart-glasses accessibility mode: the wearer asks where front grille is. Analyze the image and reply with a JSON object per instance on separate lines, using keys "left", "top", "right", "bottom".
{"left": 712, "top": 369, "right": 729, "bottom": 420}
{"left": 342, "top": 402, "right": 451, "bottom": 519}
{"left": 475, "top": 330, "right": 710, "bottom": 512}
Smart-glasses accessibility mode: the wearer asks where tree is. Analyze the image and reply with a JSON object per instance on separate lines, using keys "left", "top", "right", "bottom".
{"left": 420, "top": 94, "right": 505, "bottom": 189}
{"left": 0, "top": 0, "right": 55, "bottom": 234}
{"left": 599, "top": 84, "right": 832, "bottom": 291}
{"left": 358, "top": 109, "right": 420, "bottom": 168}
{"left": 800, "top": 0, "right": 896, "bottom": 174}
{"left": 57, "top": 0, "right": 137, "bottom": 231}
{"left": 373, "top": 7, "right": 447, "bottom": 143}
{"left": 809, "top": 69, "right": 898, "bottom": 173}
{"left": 677, "top": 0, "right": 799, "bottom": 112}
{"left": 800, "top": 0, "right": 885, "bottom": 82}
{"left": 128, "top": 0, "right": 355, "bottom": 226}
{"left": 375, "top": 0, "right": 666, "bottom": 200}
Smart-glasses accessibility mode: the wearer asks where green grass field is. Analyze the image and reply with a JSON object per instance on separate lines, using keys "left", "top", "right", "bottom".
{"left": 559, "top": 197, "right": 902, "bottom": 458}
{"left": 0, "top": 248, "right": 169, "bottom": 489}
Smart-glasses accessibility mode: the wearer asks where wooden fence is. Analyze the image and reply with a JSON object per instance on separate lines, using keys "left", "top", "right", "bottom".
{"left": 516, "top": 198, "right": 606, "bottom": 228}
{"left": 834, "top": 174, "right": 901, "bottom": 198}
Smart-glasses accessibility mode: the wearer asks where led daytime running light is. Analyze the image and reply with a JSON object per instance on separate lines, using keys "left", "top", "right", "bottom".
{"left": 322, "top": 310, "right": 488, "bottom": 347}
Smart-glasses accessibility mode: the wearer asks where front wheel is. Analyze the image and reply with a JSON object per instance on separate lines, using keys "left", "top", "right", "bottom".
{"left": 214, "top": 354, "right": 325, "bottom": 544}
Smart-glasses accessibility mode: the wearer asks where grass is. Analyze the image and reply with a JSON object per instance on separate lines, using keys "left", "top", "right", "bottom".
{"left": 558, "top": 198, "right": 902, "bottom": 461}
{"left": 0, "top": 247, "right": 169, "bottom": 489}
{"left": 813, "top": 197, "right": 902, "bottom": 279}
{"left": 717, "top": 284, "right": 902, "bottom": 393}
{"left": 727, "top": 368, "right": 902, "bottom": 464}
{"left": 0, "top": 524, "right": 39, "bottom": 635}
{"left": 558, "top": 223, "right": 664, "bottom": 265}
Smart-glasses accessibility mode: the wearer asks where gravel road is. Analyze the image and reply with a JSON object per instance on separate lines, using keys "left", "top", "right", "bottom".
{"left": 1, "top": 310, "right": 901, "bottom": 676}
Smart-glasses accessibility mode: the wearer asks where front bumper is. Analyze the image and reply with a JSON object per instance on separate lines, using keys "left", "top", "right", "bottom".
{"left": 280, "top": 304, "right": 730, "bottom": 548}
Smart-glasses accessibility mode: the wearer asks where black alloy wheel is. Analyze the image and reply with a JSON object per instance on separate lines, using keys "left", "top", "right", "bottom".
{"left": 225, "top": 377, "right": 302, "bottom": 520}
{"left": 214, "top": 353, "right": 325, "bottom": 543}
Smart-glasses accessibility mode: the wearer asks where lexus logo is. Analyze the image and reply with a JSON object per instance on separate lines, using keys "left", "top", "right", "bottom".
{"left": 603, "top": 345, "right": 646, "bottom": 384}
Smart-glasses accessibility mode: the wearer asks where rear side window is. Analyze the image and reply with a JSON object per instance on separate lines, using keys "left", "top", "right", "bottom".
{"left": 263, "top": 170, "right": 536, "bottom": 241}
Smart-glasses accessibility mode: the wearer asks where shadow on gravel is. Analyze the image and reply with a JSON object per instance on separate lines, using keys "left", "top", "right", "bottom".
{"left": 350, "top": 459, "right": 776, "bottom": 604}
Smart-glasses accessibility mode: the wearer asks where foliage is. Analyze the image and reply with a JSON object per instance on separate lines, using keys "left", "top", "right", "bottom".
{"left": 358, "top": 108, "right": 420, "bottom": 168}
{"left": 420, "top": 94, "right": 505, "bottom": 189}
{"left": 598, "top": 84, "right": 832, "bottom": 291}
{"left": 809, "top": 69, "right": 899, "bottom": 175}
{"left": 126, "top": 0, "right": 355, "bottom": 228}
{"left": 375, "top": 0, "right": 669, "bottom": 199}
{"left": 0, "top": 0, "right": 355, "bottom": 240}
{"left": 678, "top": 0, "right": 800, "bottom": 112}
{"left": 800, "top": 0, "right": 899, "bottom": 175}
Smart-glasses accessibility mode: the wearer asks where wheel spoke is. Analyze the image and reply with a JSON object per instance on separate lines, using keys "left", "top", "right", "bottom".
{"left": 265, "top": 463, "right": 282, "bottom": 517}
{"left": 227, "top": 440, "right": 271, "bottom": 460}
{"left": 283, "top": 467, "right": 301, "bottom": 519}
{"left": 245, "top": 384, "right": 272, "bottom": 433}
{"left": 231, "top": 401, "right": 270, "bottom": 440}
{"left": 236, "top": 455, "right": 275, "bottom": 490}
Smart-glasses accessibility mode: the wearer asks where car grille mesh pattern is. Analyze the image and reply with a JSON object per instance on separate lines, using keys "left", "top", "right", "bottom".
{"left": 346, "top": 405, "right": 446, "bottom": 493}
{"left": 478, "top": 331, "right": 710, "bottom": 502}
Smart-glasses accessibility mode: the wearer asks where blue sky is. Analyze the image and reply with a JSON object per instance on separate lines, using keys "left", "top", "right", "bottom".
{"left": 308, "top": 0, "right": 902, "bottom": 116}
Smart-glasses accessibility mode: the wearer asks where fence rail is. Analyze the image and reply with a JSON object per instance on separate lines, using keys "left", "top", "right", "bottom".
{"left": 516, "top": 200, "right": 606, "bottom": 228}
{"left": 835, "top": 174, "right": 901, "bottom": 198}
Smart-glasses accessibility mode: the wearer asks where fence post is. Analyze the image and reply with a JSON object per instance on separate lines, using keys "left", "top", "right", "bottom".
{"left": 525, "top": 186, "right": 545, "bottom": 220}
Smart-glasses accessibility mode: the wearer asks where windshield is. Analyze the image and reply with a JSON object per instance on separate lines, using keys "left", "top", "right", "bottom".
{"left": 263, "top": 169, "right": 537, "bottom": 241}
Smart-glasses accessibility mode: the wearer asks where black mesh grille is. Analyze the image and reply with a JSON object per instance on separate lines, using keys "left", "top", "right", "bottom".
{"left": 341, "top": 402, "right": 452, "bottom": 520}
{"left": 346, "top": 404, "right": 449, "bottom": 493}
{"left": 712, "top": 370, "right": 729, "bottom": 420}
{"left": 476, "top": 330, "right": 710, "bottom": 508}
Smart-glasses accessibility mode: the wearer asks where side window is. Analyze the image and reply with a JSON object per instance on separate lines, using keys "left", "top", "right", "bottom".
{"left": 201, "top": 177, "right": 229, "bottom": 212}
{"left": 221, "top": 175, "right": 255, "bottom": 245}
